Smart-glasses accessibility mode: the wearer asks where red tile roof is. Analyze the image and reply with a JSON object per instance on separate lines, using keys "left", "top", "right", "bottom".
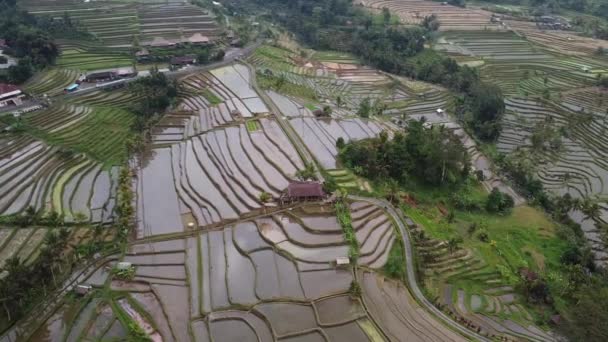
{"left": 286, "top": 181, "right": 325, "bottom": 198}
{"left": 0, "top": 83, "right": 20, "bottom": 96}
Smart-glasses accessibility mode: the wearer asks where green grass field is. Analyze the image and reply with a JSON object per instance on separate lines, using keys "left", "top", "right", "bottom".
{"left": 57, "top": 49, "right": 133, "bottom": 72}
{"left": 246, "top": 120, "right": 260, "bottom": 132}
{"left": 201, "top": 89, "right": 222, "bottom": 105}
{"left": 25, "top": 105, "right": 135, "bottom": 166}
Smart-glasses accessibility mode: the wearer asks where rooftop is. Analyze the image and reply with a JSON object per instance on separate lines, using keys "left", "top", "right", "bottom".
{"left": 186, "top": 33, "right": 210, "bottom": 44}
{"left": 171, "top": 56, "right": 196, "bottom": 65}
{"left": 285, "top": 181, "right": 325, "bottom": 198}
{"left": 0, "top": 83, "right": 19, "bottom": 95}
{"left": 148, "top": 37, "right": 176, "bottom": 47}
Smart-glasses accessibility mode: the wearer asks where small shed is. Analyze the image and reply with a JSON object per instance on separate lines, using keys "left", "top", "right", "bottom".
{"left": 135, "top": 48, "right": 150, "bottom": 62}
{"left": 147, "top": 37, "right": 176, "bottom": 48}
{"left": 116, "top": 67, "right": 137, "bottom": 78}
{"left": 280, "top": 181, "right": 326, "bottom": 204}
{"left": 336, "top": 257, "right": 350, "bottom": 266}
{"left": 116, "top": 262, "right": 132, "bottom": 270}
{"left": 185, "top": 33, "right": 210, "bottom": 45}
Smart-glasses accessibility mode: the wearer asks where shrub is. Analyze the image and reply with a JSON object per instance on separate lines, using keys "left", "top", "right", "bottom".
{"left": 349, "top": 281, "right": 362, "bottom": 298}
{"left": 336, "top": 137, "right": 345, "bottom": 150}
{"left": 485, "top": 188, "right": 514, "bottom": 214}
{"left": 467, "top": 222, "right": 478, "bottom": 236}
{"left": 112, "top": 265, "right": 136, "bottom": 281}
{"left": 477, "top": 229, "right": 489, "bottom": 242}
{"left": 450, "top": 193, "right": 483, "bottom": 211}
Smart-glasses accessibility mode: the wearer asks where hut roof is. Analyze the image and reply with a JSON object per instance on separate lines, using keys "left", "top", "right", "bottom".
{"left": 286, "top": 181, "right": 325, "bottom": 198}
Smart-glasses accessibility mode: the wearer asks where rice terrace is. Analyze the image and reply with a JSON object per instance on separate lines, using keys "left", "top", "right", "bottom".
{"left": 2, "top": 0, "right": 608, "bottom": 341}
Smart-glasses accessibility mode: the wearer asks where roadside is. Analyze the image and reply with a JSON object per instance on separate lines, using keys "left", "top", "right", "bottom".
{"left": 350, "top": 195, "right": 492, "bottom": 342}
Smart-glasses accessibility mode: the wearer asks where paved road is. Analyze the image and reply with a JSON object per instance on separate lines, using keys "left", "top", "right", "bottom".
{"left": 64, "top": 40, "right": 264, "bottom": 98}
{"left": 349, "top": 195, "right": 491, "bottom": 342}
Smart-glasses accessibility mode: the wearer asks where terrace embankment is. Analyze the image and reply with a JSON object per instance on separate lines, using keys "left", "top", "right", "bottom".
{"left": 25, "top": 200, "right": 464, "bottom": 342}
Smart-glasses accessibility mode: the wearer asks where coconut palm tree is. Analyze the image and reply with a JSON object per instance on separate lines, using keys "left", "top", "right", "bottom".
{"left": 580, "top": 197, "right": 602, "bottom": 222}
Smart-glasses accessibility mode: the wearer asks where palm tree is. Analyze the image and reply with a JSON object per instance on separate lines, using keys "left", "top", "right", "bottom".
{"left": 580, "top": 197, "right": 602, "bottom": 222}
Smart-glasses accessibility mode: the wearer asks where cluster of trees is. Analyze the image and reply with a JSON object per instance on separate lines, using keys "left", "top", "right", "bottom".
{"left": 128, "top": 68, "right": 179, "bottom": 132}
{"left": 339, "top": 120, "right": 471, "bottom": 187}
{"left": 0, "top": 228, "right": 70, "bottom": 323}
{"left": 485, "top": 187, "right": 515, "bottom": 213}
{"left": 481, "top": 0, "right": 608, "bottom": 19}
{"left": 530, "top": 0, "right": 608, "bottom": 19}
{"left": 356, "top": 97, "right": 386, "bottom": 118}
{"left": 497, "top": 145, "right": 608, "bottom": 340}
{"left": 0, "top": 0, "right": 61, "bottom": 83}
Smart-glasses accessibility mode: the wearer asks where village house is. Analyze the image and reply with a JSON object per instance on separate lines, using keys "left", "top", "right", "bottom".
{"left": 85, "top": 71, "right": 117, "bottom": 83}
{"left": 135, "top": 48, "right": 150, "bottom": 62}
{"left": 185, "top": 33, "right": 210, "bottom": 45}
{"left": 170, "top": 55, "right": 196, "bottom": 66}
{"left": 0, "top": 83, "right": 25, "bottom": 108}
{"left": 147, "top": 37, "right": 177, "bottom": 48}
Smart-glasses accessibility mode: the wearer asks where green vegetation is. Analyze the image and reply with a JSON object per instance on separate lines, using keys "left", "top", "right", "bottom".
{"left": 0, "top": 0, "right": 90, "bottom": 83}
{"left": 257, "top": 71, "right": 318, "bottom": 100}
{"left": 0, "top": 103, "right": 135, "bottom": 167}
{"left": 246, "top": 120, "right": 261, "bottom": 132}
{"left": 340, "top": 121, "right": 470, "bottom": 186}
{"left": 116, "top": 167, "right": 135, "bottom": 241}
{"left": 251, "top": 0, "right": 504, "bottom": 141}
{"left": 128, "top": 67, "right": 179, "bottom": 133}
{"left": 295, "top": 162, "right": 318, "bottom": 181}
{"left": 56, "top": 48, "right": 133, "bottom": 72}
{"left": 335, "top": 197, "right": 359, "bottom": 261}
{"left": 373, "top": 171, "right": 573, "bottom": 328}
{"left": 201, "top": 88, "right": 222, "bottom": 105}
{"left": 111, "top": 264, "right": 136, "bottom": 281}
{"left": 485, "top": 188, "right": 515, "bottom": 214}
{"left": 0, "top": 224, "right": 115, "bottom": 329}
{"left": 383, "top": 237, "right": 406, "bottom": 280}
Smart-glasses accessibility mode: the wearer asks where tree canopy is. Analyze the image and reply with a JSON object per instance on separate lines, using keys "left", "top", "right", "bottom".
{"left": 339, "top": 120, "right": 471, "bottom": 186}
